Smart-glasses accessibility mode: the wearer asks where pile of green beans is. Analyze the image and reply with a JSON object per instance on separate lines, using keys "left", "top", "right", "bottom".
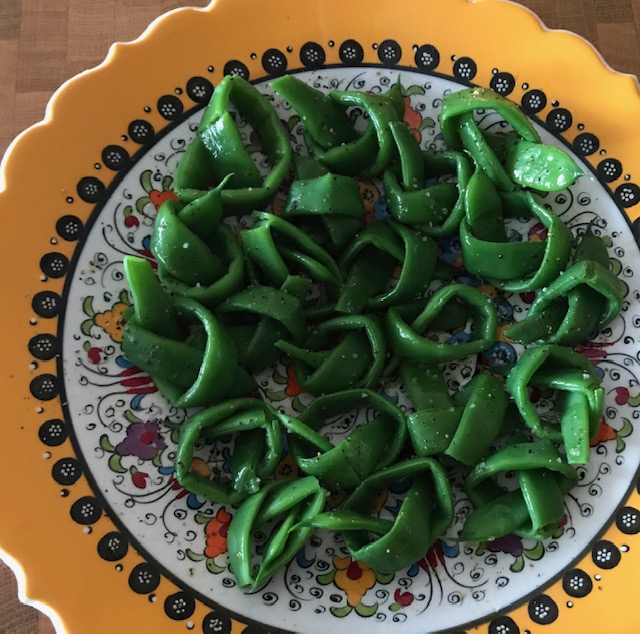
{"left": 122, "top": 74, "right": 625, "bottom": 589}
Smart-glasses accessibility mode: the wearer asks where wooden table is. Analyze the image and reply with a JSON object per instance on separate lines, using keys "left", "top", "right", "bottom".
{"left": 0, "top": 0, "right": 638, "bottom": 631}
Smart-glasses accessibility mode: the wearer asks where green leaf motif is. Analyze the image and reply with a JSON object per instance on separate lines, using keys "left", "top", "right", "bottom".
{"left": 354, "top": 602, "right": 378, "bottom": 617}
{"left": 195, "top": 512, "right": 213, "bottom": 525}
{"left": 510, "top": 554, "right": 524, "bottom": 573}
{"left": 375, "top": 570, "right": 395, "bottom": 585}
{"left": 124, "top": 409, "right": 141, "bottom": 423}
{"left": 152, "top": 450, "right": 164, "bottom": 468}
{"left": 186, "top": 549, "right": 206, "bottom": 562}
{"left": 316, "top": 569, "right": 336, "bottom": 585}
{"left": 419, "top": 117, "right": 436, "bottom": 131}
{"left": 330, "top": 605, "right": 353, "bottom": 618}
{"left": 82, "top": 296, "right": 96, "bottom": 318}
{"left": 288, "top": 114, "right": 301, "bottom": 130}
{"left": 619, "top": 418, "right": 633, "bottom": 438}
{"left": 135, "top": 197, "right": 151, "bottom": 214}
{"left": 291, "top": 396, "right": 306, "bottom": 413}
{"left": 139, "top": 169, "right": 154, "bottom": 193}
{"left": 610, "top": 258, "right": 622, "bottom": 276}
{"left": 80, "top": 319, "right": 95, "bottom": 337}
{"left": 265, "top": 389, "right": 287, "bottom": 402}
{"left": 475, "top": 543, "right": 487, "bottom": 557}
{"left": 206, "top": 557, "right": 227, "bottom": 574}
{"left": 405, "top": 85, "right": 425, "bottom": 97}
{"left": 617, "top": 417, "right": 633, "bottom": 453}
{"left": 523, "top": 540, "right": 545, "bottom": 561}
{"left": 162, "top": 175, "right": 174, "bottom": 192}
{"left": 108, "top": 453, "right": 126, "bottom": 473}
{"left": 99, "top": 434, "right": 116, "bottom": 453}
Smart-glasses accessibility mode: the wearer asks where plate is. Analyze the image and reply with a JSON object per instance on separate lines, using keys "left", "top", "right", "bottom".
{"left": 2, "top": 1, "right": 640, "bottom": 632}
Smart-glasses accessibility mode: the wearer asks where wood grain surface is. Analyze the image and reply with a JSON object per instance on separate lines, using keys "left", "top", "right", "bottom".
{"left": 0, "top": 0, "right": 638, "bottom": 632}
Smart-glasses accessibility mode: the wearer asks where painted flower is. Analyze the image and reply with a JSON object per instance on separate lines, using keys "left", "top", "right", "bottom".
{"left": 590, "top": 419, "right": 616, "bottom": 446}
{"left": 393, "top": 588, "right": 414, "bottom": 607}
{"left": 487, "top": 533, "right": 524, "bottom": 557}
{"left": 122, "top": 205, "right": 140, "bottom": 228}
{"left": 357, "top": 178, "right": 381, "bottom": 220}
{"left": 519, "top": 291, "right": 536, "bottom": 305}
{"left": 333, "top": 556, "right": 377, "bottom": 607}
{"left": 204, "top": 507, "right": 233, "bottom": 558}
{"left": 81, "top": 292, "right": 131, "bottom": 343}
{"left": 575, "top": 341, "right": 610, "bottom": 364}
{"left": 285, "top": 364, "right": 304, "bottom": 397}
{"left": 129, "top": 234, "right": 157, "bottom": 271}
{"left": 85, "top": 345, "right": 103, "bottom": 364}
{"left": 480, "top": 341, "right": 517, "bottom": 368}
{"left": 137, "top": 169, "right": 178, "bottom": 210}
{"left": 150, "top": 189, "right": 178, "bottom": 209}
{"left": 131, "top": 469, "right": 149, "bottom": 489}
{"left": 614, "top": 386, "right": 630, "bottom": 405}
{"left": 416, "top": 539, "right": 445, "bottom": 572}
{"left": 94, "top": 302, "right": 129, "bottom": 342}
{"left": 403, "top": 96, "right": 422, "bottom": 142}
{"left": 528, "top": 222, "right": 548, "bottom": 242}
{"left": 275, "top": 452, "right": 299, "bottom": 481}
{"left": 116, "top": 420, "right": 167, "bottom": 460}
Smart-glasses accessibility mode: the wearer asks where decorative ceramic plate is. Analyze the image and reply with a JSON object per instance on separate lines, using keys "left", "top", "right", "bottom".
{"left": 2, "top": 0, "right": 640, "bottom": 632}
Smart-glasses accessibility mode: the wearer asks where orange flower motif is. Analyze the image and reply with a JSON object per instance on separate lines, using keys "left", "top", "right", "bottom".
{"left": 149, "top": 189, "right": 178, "bottom": 210}
{"left": 356, "top": 178, "right": 381, "bottom": 216}
{"left": 274, "top": 452, "right": 300, "bottom": 481}
{"left": 403, "top": 96, "right": 423, "bottom": 142}
{"left": 204, "top": 507, "right": 233, "bottom": 558}
{"left": 270, "top": 195, "right": 286, "bottom": 216}
{"left": 333, "top": 555, "right": 377, "bottom": 607}
{"left": 590, "top": 419, "right": 616, "bottom": 446}
{"left": 94, "top": 302, "right": 130, "bottom": 343}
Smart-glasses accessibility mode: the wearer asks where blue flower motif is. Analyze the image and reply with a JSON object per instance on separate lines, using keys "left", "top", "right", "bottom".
{"left": 493, "top": 296, "right": 514, "bottom": 325}
{"left": 374, "top": 195, "right": 390, "bottom": 220}
{"left": 481, "top": 341, "right": 517, "bottom": 368}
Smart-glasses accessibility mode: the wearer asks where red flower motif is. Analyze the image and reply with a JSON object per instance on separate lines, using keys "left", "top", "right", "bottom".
{"left": 285, "top": 364, "right": 304, "bottom": 397}
{"left": 118, "top": 365, "right": 157, "bottom": 395}
{"left": 131, "top": 470, "right": 149, "bottom": 489}
{"left": 346, "top": 560, "right": 363, "bottom": 580}
{"left": 87, "top": 347, "right": 103, "bottom": 364}
{"left": 394, "top": 588, "right": 415, "bottom": 607}
{"left": 168, "top": 475, "right": 189, "bottom": 500}
{"left": 417, "top": 540, "right": 445, "bottom": 572}
{"left": 136, "top": 248, "right": 158, "bottom": 269}
{"left": 528, "top": 222, "right": 548, "bottom": 241}
{"left": 519, "top": 291, "right": 536, "bottom": 305}
{"left": 576, "top": 341, "right": 611, "bottom": 365}
{"left": 614, "top": 386, "right": 630, "bottom": 405}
